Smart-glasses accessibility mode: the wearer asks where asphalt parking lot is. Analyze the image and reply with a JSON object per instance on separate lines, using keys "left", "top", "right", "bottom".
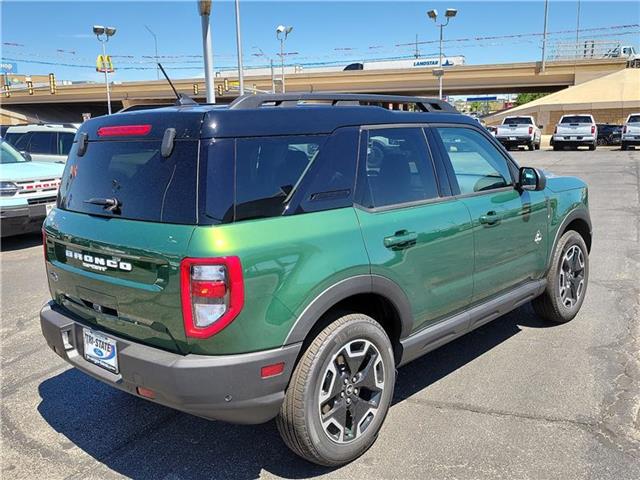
{"left": 1, "top": 146, "right": 639, "bottom": 480}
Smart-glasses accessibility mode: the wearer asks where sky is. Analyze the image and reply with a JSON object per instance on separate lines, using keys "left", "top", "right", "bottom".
{"left": 1, "top": 0, "right": 639, "bottom": 83}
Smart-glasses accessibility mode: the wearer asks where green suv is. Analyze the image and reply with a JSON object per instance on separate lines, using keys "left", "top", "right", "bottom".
{"left": 41, "top": 94, "right": 592, "bottom": 466}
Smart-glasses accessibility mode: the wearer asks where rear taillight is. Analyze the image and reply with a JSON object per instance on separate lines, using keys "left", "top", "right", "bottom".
{"left": 180, "top": 257, "right": 244, "bottom": 338}
{"left": 554, "top": 126, "right": 558, "bottom": 134}
{"left": 591, "top": 125, "right": 596, "bottom": 135}
{"left": 528, "top": 126, "right": 533, "bottom": 135}
{"left": 97, "top": 124, "right": 152, "bottom": 137}
{"left": 623, "top": 125, "right": 628, "bottom": 134}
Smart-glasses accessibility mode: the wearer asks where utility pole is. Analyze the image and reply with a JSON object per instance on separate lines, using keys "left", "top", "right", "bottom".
{"left": 276, "top": 25, "right": 293, "bottom": 93}
{"left": 234, "top": 0, "right": 245, "bottom": 95}
{"left": 541, "top": 0, "right": 549, "bottom": 71}
{"left": 198, "top": 0, "right": 215, "bottom": 103}
{"left": 575, "top": 0, "right": 581, "bottom": 59}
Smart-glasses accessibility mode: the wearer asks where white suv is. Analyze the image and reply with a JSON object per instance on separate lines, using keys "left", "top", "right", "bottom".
{"left": 4, "top": 124, "right": 78, "bottom": 164}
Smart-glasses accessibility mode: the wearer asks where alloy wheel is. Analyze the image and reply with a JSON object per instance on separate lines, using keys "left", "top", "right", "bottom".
{"left": 318, "top": 339, "right": 385, "bottom": 444}
{"left": 559, "top": 244, "right": 585, "bottom": 308}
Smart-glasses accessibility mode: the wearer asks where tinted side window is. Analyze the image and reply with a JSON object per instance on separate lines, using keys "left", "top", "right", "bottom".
{"left": 6, "top": 132, "right": 30, "bottom": 150}
{"left": 435, "top": 127, "right": 512, "bottom": 195}
{"left": 29, "top": 132, "right": 56, "bottom": 154}
{"left": 295, "top": 127, "right": 358, "bottom": 214}
{"left": 58, "top": 133, "right": 75, "bottom": 155}
{"left": 357, "top": 128, "right": 438, "bottom": 208}
{"left": 235, "top": 135, "right": 325, "bottom": 221}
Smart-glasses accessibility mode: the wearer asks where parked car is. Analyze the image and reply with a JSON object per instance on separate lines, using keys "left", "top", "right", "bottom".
{"left": 552, "top": 114, "right": 597, "bottom": 150}
{"left": 0, "top": 140, "right": 64, "bottom": 237}
{"left": 621, "top": 113, "right": 640, "bottom": 150}
{"left": 4, "top": 124, "right": 77, "bottom": 163}
{"left": 40, "top": 93, "right": 592, "bottom": 467}
{"left": 495, "top": 116, "right": 542, "bottom": 150}
{"left": 596, "top": 124, "right": 622, "bottom": 146}
{"left": 486, "top": 125, "right": 497, "bottom": 136}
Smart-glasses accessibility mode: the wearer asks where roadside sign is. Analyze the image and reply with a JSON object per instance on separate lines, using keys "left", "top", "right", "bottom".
{"left": 0, "top": 62, "right": 18, "bottom": 74}
{"left": 96, "top": 55, "right": 114, "bottom": 73}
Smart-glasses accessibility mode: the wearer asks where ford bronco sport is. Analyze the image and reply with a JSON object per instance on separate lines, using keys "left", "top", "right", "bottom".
{"left": 41, "top": 94, "right": 592, "bottom": 466}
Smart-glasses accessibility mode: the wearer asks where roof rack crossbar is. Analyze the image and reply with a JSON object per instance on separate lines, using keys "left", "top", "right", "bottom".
{"left": 229, "top": 93, "right": 456, "bottom": 113}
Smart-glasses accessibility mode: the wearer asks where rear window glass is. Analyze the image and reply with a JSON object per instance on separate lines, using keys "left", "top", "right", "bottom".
{"left": 503, "top": 117, "right": 533, "bottom": 125}
{"left": 628, "top": 115, "right": 640, "bottom": 123}
{"left": 59, "top": 140, "right": 198, "bottom": 224}
{"left": 29, "top": 132, "right": 56, "bottom": 154}
{"left": 561, "top": 116, "right": 592, "bottom": 124}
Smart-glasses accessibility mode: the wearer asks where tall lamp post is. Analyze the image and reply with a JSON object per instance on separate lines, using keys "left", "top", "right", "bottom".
{"left": 93, "top": 25, "right": 116, "bottom": 115}
{"left": 198, "top": 0, "right": 215, "bottom": 103}
{"left": 276, "top": 25, "right": 293, "bottom": 93}
{"left": 426, "top": 8, "right": 457, "bottom": 100}
{"left": 541, "top": 0, "right": 549, "bottom": 71}
{"left": 144, "top": 25, "right": 160, "bottom": 80}
{"left": 234, "top": 0, "right": 245, "bottom": 95}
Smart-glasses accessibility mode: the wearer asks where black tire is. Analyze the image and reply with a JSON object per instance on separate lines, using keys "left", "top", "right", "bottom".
{"left": 589, "top": 142, "right": 596, "bottom": 151}
{"left": 532, "top": 230, "right": 589, "bottom": 324}
{"left": 528, "top": 141, "right": 535, "bottom": 151}
{"left": 553, "top": 144, "right": 561, "bottom": 151}
{"left": 621, "top": 143, "right": 628, "bottom": 151}
{"left": 535, "top": 141, "right": 541, "bottom": 150}
{"left": 277, "top": 313, "right": 396, "bottom": 466}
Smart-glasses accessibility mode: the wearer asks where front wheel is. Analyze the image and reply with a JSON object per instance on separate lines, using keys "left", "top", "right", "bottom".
{"left": 277, "top": 313, "right": 396, "bottom": 466}
{"left": 533, "top": 230, "right": 589, "bottom": 323}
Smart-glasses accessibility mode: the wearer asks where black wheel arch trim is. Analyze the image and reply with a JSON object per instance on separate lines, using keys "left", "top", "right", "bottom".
{"left": 284, "top": 274, "right": 414, "bottom": 345}
{"left": 547, "top": 208, "right": 592, "bottom": 273}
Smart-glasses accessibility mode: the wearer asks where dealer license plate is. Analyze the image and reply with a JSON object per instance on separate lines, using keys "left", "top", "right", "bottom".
{"left": 83, "top": 328, "right": 118, "bottom": 373}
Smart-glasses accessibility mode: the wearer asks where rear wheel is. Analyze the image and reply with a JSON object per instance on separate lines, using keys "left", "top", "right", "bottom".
{"left": 277, "top": 313, "right": 396, "bottom": 466}
{"left": 553, "top": 144, "right": 561, "bottom": 151}
{"left": 528, "top": 141, "right": 535, "bottom": 151}
{"left": 535, "top": 140, "right": 541, "bottom": 150}
{"left": 621, "top": 143, "right": 628, "bottom": 151}
{"left": 589, "top": 142, "right": 596, "bottom": 151}
{"left": 533, "top": 230, "right": 589, "bottom": 323}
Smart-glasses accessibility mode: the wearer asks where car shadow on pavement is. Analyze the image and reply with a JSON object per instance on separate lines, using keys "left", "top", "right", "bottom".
{"left": 37, "top": 304, "right": 554, "bottom": 480}
{"left": 0, "top": 232, "right": 42, "bottom": 252}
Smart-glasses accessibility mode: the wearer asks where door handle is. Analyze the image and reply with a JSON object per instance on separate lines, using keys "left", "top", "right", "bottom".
{"left": 384, "top": 230, "right": 418, "bottom": 250}
{"left": 479, "top": 211, "right": 501, "bottom": 226}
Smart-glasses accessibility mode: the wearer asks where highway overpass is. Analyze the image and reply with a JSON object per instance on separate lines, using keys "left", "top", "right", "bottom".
{"left": 1, "top": 58, "right": 629, "bottom": 123}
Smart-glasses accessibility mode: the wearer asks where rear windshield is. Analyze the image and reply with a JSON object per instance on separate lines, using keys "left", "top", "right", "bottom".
{"left": 628, "top": 115, "right": 640, "bottom": 123}
{"left": 561, "top": 116, "right": 592, "bottom": 124}
{"left": 503, "top": 117, "right": 532, "bottom": 125}
{"left": 59, "top": 140, "right": 198, "bottom": 224}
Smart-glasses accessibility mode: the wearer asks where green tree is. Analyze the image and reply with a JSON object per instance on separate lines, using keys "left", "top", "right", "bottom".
{"left": 515, "top": 92, "right": 549, "bottom": 106}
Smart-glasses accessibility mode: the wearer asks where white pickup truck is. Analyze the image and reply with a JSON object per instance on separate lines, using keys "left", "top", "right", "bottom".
{"left": 552, "top": 114, "right": 597, "bottom": 151}
{"left": 621, "top": 113, "right": 640, "bottom": 150}
{"left": 495, "top": 116, "right": 541, "bottom": 150}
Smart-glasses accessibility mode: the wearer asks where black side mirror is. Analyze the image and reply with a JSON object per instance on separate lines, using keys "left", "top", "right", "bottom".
{"left": 518, "top": 166, "right": 546, "bottom": 191}
{"left": 20, "top": 151, "right": 32, "bottom": 162}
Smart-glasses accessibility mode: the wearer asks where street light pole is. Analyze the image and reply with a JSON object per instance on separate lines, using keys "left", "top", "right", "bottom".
{"left": 198, "top": 0, "right": 215, "bottom": 103}
{"left": 427, "top": 9, "right": 456, "bottom": 100}
{"left": 234, "top": 0, "right": 245, "bottom": 95}
{"left": 438, "top": 23, "right": 444, "bottom": 99}
{"left": 276, "top": 25, "right": 293, "bottom": 93}
{"left": 541, "top": 0, "right": 549, "bottom": 71}
{"left": 93, "top": 25, "right": 116, "bottom": 115}
{"left": 144, "top": 25, "right": 159, "bottom": 80}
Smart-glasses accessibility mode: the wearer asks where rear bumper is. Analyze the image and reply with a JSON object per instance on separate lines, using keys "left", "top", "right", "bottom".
{"left": 552, "top": 135, "right": 595, "bottom": 146}
{"left": 496, "top": 136, "right": 533, "bottom": 146}
{"left": 40, "top": 301, "right": 301, "bottom": 424}
{"left": 621, "top": 135, "right": 640, "bottom": 146}
{"left": 0, "top": 203, "right": 50, "bottom": 237}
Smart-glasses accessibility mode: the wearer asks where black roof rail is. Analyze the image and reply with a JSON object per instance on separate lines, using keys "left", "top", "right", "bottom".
{"left": 229, "top": 93, "right": 457, "bottom": 113}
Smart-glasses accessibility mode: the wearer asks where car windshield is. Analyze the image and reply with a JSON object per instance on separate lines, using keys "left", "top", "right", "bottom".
{"left": 503, "top": 117, "right": 532, "bottom": 125}
{"left": 0, "top": 140, "right": 29, "bottom": 164}
{"left": 628, "top": 115, "right": 640, "bottom": 123}
{"left": 561, "top": 116, "right": 592, "bottom": 124}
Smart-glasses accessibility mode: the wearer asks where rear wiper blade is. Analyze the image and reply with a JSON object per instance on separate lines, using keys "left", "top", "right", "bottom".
{"left": 84, "top": 197, "right": 122, "bottom": 213}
